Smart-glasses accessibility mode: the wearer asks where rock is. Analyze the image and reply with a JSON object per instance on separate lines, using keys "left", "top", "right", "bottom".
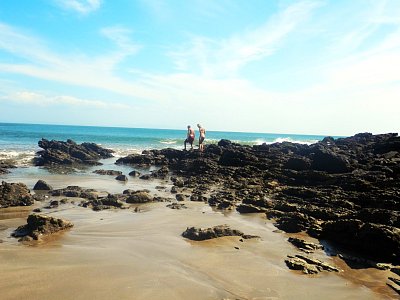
{"left": 0, "top": 160, "right": 16, "bottom": 174}
{"left": 285, "top": 255, "right": 340, "bottom": 274}
{"left": 33, "top": 180, "right": 53, "bottom": 191}
{"left": 126, "top": 191, "right": 153, "bottom": 203}
{"left": 175, "top": 194, "right": 186, "bottom": 201}
{"left": 93, "top": 169, "right": 122, "bottom": 176}
{"left": 0, "top": 181, "right": 33, "bottom": 208}
{"left": 167, "top": 203, "right": 187, "bottom": 209}
{"left": 81, "top": 194, "right": 125, "bottom": 211}
{"left": 34, "top": 139, "right": 113, "bottom": 166}
{"left": 113, "top": 132, "right": 400, "bottom": 264}
{"left": 128, "top": 170, "right": 141, "bottom": 177}
{"left": 321, "top": 219, "right": 400, "bottom": 263}
{"left": 182, "top": 224, "right": 259, "bottom": 241}
{"left": 236, "top": 204, "right": 267, "bottom": 213}
{"left": 115, "top": 174, "right": 128, "bottom": 182}
{"left": 12, "top": 214, "right": 73, "bottom": 241}
{"left": 287, "top": 237, "right": 324, "bottom": 252}
{"left": 387, "top": 277, "right": 400, "bottom": 295}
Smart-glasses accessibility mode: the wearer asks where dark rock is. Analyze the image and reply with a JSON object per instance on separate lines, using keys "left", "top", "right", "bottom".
{"left": 176, "top": 194, "right": 186, "bottom": 201}
{"left": 321, "top": 219, "right": 400, "bottom": 263}
{"left": 115, "top": 174, "right": 128, "bottom": 182}
{"left": 0, "top": 181, "right": 33, "bottom": 208}
{"left": 33, "top": 180, "right": 53, "bottom": 191}
{"left": 35, "top": 139, "right": 113, "bottom": 166}
{"left": 12, "top": 214, "right": 73, "bottom": 241}
{"left": 236, "top": 204, "right": 267, "bottom": 213}
{"left": 128, "top": 170, "right": 141, "bottom": 177}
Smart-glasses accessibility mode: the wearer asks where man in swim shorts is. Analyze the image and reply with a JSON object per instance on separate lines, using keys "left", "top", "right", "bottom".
{"left": 184, "top": 125, "right": 195, "bottom": 150}
{"left": 197, "top": 124, "right": 206, "bottom": 152}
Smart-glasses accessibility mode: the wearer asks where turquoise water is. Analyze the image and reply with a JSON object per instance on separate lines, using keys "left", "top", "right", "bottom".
{"left": 0, "top": 122, "right": 331, "bottom": 163}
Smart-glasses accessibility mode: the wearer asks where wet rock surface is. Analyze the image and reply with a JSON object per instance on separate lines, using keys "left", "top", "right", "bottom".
{"left": 182, "top": 225, "right": 259, "bottom": 241}
{"left": 12, "top": 214, "right": 73, "bottom": 241}
{"left": 116, "top": 132, "right": 400, "bottom": 264}
{"left": 34, "top": 138, "right": 113, "bottom": 166}
{"left": 0, "top": 181, "right": 34, "bottom": 208}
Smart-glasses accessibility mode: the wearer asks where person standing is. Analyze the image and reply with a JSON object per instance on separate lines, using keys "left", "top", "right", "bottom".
{"left": 197, "top": 124, "right": 206, "bottom": 152}
{"left": 184, "top": 125, "right": 195, "bottom": 150}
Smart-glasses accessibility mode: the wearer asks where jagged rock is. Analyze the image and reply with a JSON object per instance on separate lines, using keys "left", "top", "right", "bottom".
{"left": 93, "top": 169, "right": 122, "bottom": 176}
{"left": 34, "top": 139, "right": 113, "bottom": 166}
{"left": 285, "top": 255, "right": 340, "bottom": 274}
{"left": 182, "top": 224, "right": 259, "bottom": 241}
{"left": 12, "top": 214, "right": 73, "bottom": 241}
{"left": 33, "top": 180, "right": 53, "bottom": 191}
{"left": 0, "top": 181, "right": 33, "bottom": 208}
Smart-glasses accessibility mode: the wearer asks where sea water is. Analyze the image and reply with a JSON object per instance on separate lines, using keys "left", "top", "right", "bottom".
{"left": 0, "top": 122, "right": 332, "bottom": 165}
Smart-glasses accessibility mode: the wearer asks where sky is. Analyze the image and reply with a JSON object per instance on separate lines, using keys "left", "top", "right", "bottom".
{"left": 0, "top": 0, "right": 399, "bottom": 136}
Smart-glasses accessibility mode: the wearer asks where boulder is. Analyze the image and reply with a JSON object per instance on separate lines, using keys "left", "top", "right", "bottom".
{"left": 12, "top": 214, "right": 73, "bottom": 241}
{"left": 115, "top": 175, "right": 128, "bottom": 182}
{"left": 33, "top": 180, "right": 53, "bottom": 191}
{"left": 126, "top": 191, "right": 153, "bottom": 203}
{"left": 0, "top": 181, "right": 33, "bottom": 208}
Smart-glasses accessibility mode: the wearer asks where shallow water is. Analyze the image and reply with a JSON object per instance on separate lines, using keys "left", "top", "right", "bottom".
{"left": 0, "top": 163, "right": 399, "bottom": 299}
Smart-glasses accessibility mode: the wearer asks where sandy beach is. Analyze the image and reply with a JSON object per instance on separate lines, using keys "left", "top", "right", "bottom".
{"left": 0, "top": 168, "right": 398, "bottom": 300}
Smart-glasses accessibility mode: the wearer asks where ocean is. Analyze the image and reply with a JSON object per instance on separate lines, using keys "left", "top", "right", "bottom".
{"left": 0, "top": 122, "right": 330, "bottom": 165}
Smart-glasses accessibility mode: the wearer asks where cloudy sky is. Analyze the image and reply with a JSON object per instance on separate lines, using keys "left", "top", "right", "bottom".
{"left": 0, "top": 0, "right": 399, "bottom": 136}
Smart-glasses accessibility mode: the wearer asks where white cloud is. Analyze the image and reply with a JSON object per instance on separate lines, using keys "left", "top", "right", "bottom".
{"left": 169, "top": 1, "right": 322, "bottom": 77}
{"left": 55, "top": 0, "right": 101, "bottom": 15}
{"left": 0, "top": 91, "right": 130, "bottom": 109}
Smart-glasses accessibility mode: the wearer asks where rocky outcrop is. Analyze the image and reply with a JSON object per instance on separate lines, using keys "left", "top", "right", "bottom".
{"left": 125, "top": 191, "right": 153, "bottom": 203}
{"left": 182, "top": 225, "right": 259, "bottom": 241}
{"left": 33, "top": 180, "right": 53, "bottom": 191}
{"left": 0, "top": 181, "right": 33, "bottom": 208}
{"left": 116, "top": 132, "right": 400, "bottom": 264}
{"left": 34, "top": 139, "right": 113, "bottom": 166}
{"left": 12, "top": 214, "right": 73, "bottom": 241}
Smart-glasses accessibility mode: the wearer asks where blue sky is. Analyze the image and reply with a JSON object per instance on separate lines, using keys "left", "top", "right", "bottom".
{"left": 0, "top": 0, "right": 399, "bottom": 135}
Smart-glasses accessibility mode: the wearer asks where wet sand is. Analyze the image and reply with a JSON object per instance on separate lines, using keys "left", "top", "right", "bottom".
{"left": 0, "top": 168, "right": 399, "bottom": 299}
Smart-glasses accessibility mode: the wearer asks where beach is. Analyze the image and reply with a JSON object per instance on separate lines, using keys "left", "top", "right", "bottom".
{"left": 0, "top": 125, "right": 399, "bottom": 299}
{"left": 0, "top": 180, "right": 394, "bottom": 300}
